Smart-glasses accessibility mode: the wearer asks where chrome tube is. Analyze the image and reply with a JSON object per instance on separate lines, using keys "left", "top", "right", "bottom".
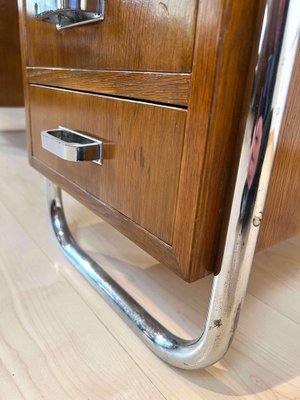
{"left": 47, "top": 0, "right": 299, "bottom": 369}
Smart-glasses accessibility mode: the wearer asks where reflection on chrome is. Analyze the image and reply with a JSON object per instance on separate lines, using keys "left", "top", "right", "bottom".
{"left": 34, "top": 0, "right": 105, "bottom": 30}
{"left": 46, "top": 0, "right": 299, "bottom": 369}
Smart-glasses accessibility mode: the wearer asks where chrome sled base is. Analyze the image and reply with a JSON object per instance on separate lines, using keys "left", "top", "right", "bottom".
{"left": 46, "top": 0, "right": 299, "bottom": 370}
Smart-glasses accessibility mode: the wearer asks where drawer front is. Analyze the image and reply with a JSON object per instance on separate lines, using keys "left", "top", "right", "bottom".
{"left": 25, "top": 1, "right": 197, "bottom": 72}
{"left": 29, "top": 86, "right": 186, "bottom": 244}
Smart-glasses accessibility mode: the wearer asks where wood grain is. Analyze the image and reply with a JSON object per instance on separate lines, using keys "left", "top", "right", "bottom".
{"left": 26, "top": 68, "right": 190, "bottom": 106}
{"left": 172, "top": 0, "right": 264, "bottom": 280}
{"left": 24, "top": 0, "right": 197, "bottom": 72}
{"left": 1, "top": 128, "right": 300, "bottom": 399}
{"left": 30, "top": 156, "right": 180, "bottom": 273}
{"left": 0, "top": 138, "right": 165, "bottom": 400}
{"left": 17, "top": 0, "right": 33, "bottom": 160}
{"left": 20, "top": 0, "right": 300, "bottom": 282}
{"left": 29, "top": 85, "right": 186, "bottom": 245}
{"left": 257, "top": 45, "right": 300, "bottom": 251}
{"left": 0, "top": 0, "right": 23, "bottom": 106}
{"left": 17, "top": 1, "right": 182, "bottom": 276}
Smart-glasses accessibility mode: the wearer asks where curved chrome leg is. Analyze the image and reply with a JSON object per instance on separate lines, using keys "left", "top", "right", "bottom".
{"left": 46, "top": 0, "right": 299, "bottom": 369}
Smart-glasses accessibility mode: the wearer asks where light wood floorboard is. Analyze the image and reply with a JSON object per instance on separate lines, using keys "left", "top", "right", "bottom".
{"left": 0, "top": 128, "right": 300, "bottom": 399}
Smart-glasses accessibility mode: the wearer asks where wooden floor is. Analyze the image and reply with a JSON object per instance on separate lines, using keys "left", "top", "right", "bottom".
{"left": 0, "top": 113, "right": 300, "bottom": 399}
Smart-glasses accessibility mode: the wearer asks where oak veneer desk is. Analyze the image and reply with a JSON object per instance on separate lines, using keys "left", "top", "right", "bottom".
{"left": 18, "top": 0, "right": 299, "bottom": 369}
{"left": 0, "top": 0, "right": 23, "bottom": 106}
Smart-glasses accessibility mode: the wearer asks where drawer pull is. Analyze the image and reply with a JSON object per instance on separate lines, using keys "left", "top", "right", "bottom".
{"left": 41, "top": 127, "right": 103, "bottom": 165}
{"left": 34, "top": 0, "right": 105, "bottom": 30}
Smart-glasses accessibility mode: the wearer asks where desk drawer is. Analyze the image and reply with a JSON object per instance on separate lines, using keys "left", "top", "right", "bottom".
{"left": 29, "top": 85, "right": 186, "bottom": 244}
{"left": 24, "top": 0, "right": 197, "bottom": 72}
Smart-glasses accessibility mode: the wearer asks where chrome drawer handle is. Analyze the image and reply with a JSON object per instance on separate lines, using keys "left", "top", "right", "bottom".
{"left": 41, "top": 127, "right": 103, "bottom": 165}
{"left": 34, "top": 0, "right": 105, "bottom": 30}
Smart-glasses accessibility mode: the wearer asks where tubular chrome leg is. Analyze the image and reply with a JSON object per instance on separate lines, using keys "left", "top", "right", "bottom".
{"left": 46, "top": 0, "right": 299, "bottom": 370}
